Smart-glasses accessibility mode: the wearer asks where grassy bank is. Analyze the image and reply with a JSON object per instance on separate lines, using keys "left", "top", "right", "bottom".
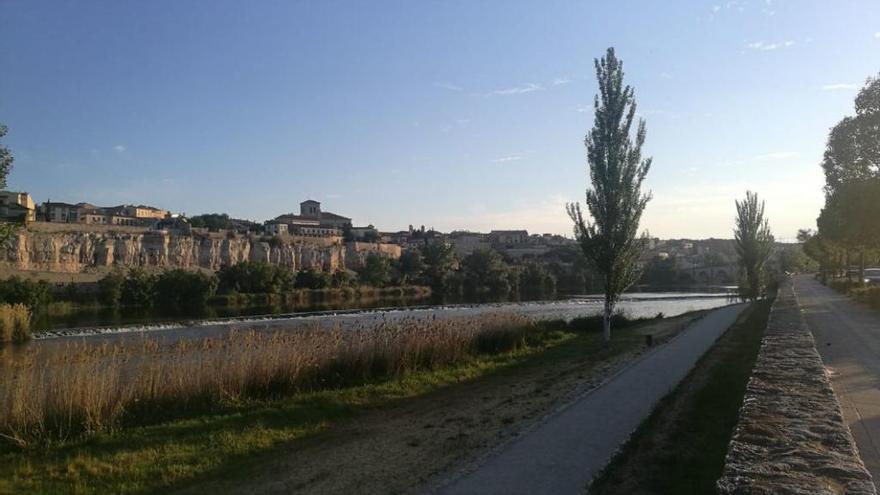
{"left": 0, "top": 312, "right": 664, "bottom": 494}
{"left": 588, "top": 299, "right": 771, "bottom": 494}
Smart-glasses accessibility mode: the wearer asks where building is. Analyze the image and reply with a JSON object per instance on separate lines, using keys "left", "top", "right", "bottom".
{"left": 267, "top": 200, "right": 352, "bottom": 238}
{"left": 350, "top": 225, "right": 379, "bottom": 241}
{"left": 489, "top": 230, "right": 529, "bottom": 246}
{"left": 448, "top": 231, "right": 490, "bottom": 257}
{"left": 264, "top": 222, "right": 288, "bottom": 236}
{"left": 0, "top": 191, "right": 36, "bottom": 223}
{"left": 40, "top": 201, "right": 168, "bottom": 227}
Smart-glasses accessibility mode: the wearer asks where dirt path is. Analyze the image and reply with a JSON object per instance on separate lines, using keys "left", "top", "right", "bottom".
{"left": 172, "top": 313, "right": 707, "bottom": 495}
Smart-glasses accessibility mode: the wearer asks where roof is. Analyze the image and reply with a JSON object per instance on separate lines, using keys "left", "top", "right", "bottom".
{"left": 273, "top": 214, "right": 320, "bottom": 226}
{"left": 490, "top": 230, "right": 529, "bottom": 235}
{"left": 319, "top": 211, "right": 351, "bottom": 221}
{"left": 300, "top": 199, "right": 321, "bottom": 205}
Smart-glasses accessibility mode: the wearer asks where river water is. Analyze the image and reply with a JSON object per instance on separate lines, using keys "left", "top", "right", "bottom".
{"left": 15, "top": 291, "right": 737, "bottom": 351}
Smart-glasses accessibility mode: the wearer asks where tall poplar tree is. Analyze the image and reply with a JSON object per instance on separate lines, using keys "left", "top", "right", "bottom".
{"left": 567, "top": 47, "right": 652, "bottom": 343}
{"left": 734, "top": 191, "right": 774, "bottom": 301}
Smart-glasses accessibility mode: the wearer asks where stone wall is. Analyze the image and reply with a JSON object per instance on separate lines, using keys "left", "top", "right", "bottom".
{"left": 717, "top": 282, "right": 876, "bottom": 494}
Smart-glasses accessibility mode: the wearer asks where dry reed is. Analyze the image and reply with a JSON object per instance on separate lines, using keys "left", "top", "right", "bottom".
{"left": 0, "top": 304, "right": 30, "bottom": 343}
{"left": 0, "top": 313, "right": 540, "bottom": 446}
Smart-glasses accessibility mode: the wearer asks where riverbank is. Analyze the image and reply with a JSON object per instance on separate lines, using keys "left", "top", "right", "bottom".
{"left": 0, "top": 311, "right": 704, "bottom": 495}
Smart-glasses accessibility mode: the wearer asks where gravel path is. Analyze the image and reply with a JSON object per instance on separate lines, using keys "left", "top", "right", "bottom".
{"left": 433, "top": 304, "right": 747, "bottom": 495}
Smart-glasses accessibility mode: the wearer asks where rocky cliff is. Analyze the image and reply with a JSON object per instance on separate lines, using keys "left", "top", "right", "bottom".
{"left": 0, "top": 225, "right": 347, "bottom": 274}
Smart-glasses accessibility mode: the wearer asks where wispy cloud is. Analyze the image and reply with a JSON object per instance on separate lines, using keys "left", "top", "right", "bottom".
{"left": 552, "top": 76, "right": 572, "bottom": 86}
{"left": 434, "top": 82, "right": 463, "bottom": 92}
{"left": 487, "top": 83, "right": 544, "bottom": 96}
{"left": 575, "top": 104, "right": 591, "bottom": 113}
{"left": 746, "top": 40, "right": 794, "bottom": 51}
{"left": 492, "top": 155, "right": 523, "bottom": 163}
{"left": 659, "top": 72, "right": 673, "bottom": 79}
{"left": 875, "top": 32, "right": 880, "bottom": 39}
{"left": 754, "top": 151, "right": 798, "bottom": 161}
{"left": 113, "top": 145, "right": 126, "bottom": 153}
{"left": 822, "top": 83, "right": 859, "bottom": 91}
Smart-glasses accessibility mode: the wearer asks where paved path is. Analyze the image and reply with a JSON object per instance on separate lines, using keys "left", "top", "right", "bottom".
{"left": 796, "top": 275, "right": 880, "bottom": 484}
{"left": 434, "top": 303, "right": 747, "bottom": 495}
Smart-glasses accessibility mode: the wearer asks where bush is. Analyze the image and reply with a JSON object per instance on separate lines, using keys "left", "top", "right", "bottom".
{"left": 217, "top": 262, "right": 294, "bottom": 294}
{"left": 154, "top": 269, "right": 218, "bottom": 311}
{"left": 120, "top": 268, "right": 156, "bottom": 307}
{"left": 0, "top": 303, "right": 31, "bottom": 342}
{"left": 295, "top": 269, "right": 331, "bottom": 290}
{"left": 98, "top": 271, "right": 126, "bottom": 306}
{"left": 0, "top": 276, "right": 52, "bottom": 310}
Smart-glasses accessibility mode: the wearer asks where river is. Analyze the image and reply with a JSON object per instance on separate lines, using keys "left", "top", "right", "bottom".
{"left": 20, "top": 291, "right": 736, "bottom": 346}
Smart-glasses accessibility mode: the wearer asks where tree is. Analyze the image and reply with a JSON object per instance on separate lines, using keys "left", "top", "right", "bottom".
{"left": 567, "top": 47, "right": 652, "bottom": 343}
{"left": 358, "top": 253, "right": 391, "bottom": 287}
{"left": 461, "top": 249, "right": 511, "bottom": 300}
{"left": 396, "top": 249, "right": 425, "bottom": 285}
{"left": 419, "top": 242, "right": 458, "bottom": 294}
{"left": 0, "top": 124, "right": 18, "bottom": 244}
{"left": 734, "top": 191, "right": 774, "bottom": 301}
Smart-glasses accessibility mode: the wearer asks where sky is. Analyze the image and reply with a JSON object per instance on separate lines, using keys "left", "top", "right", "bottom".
{"left": 1, "top": 1, "right": 879, "bottom": 241}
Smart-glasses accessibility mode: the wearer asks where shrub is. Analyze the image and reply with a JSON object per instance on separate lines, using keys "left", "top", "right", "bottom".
{"left": 0, "top": 303, "right": 31, "bottom": 342}
{"left": 295, "top": 269, "right": 331, "bottom": 290}
{"left": 98, "top": 271, "right": 126, "bottom": 306}
{"left": 154, "top": 269, "right": 218, "bottom": 311}
{"left": 0, "top": 276, "right": 52, "bottom": 310}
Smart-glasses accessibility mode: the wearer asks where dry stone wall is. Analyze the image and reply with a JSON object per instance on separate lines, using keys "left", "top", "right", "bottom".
{"left": 717, "top": 283, "right": 875, "bottom": 494}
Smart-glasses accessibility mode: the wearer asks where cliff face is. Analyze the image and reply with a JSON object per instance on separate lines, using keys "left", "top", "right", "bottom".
{"left": 1, "top": 229, "right": 346, "bottom": 273}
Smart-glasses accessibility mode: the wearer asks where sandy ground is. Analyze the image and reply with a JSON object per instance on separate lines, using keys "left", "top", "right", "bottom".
{"left": 172, "top": 312, "right": 706, "bottom": 495}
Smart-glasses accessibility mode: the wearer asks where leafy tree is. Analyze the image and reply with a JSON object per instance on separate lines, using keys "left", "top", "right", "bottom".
{"left": 518, "top": 262, "right": 557, "bottom": 299}
{"left": 0, "top": 276, "right": 51, "bottom": 310}
{"left": 734, "top": 191, "right": 774, "bottom": 301}
{"left": 395, "top": 249, "right": 425, "bottom": 285}
{"left": 294, "top": 269, "right": 331, "bottom": 290}
{"left": 358, "top": 253, "right": 392, "bottom": 287}
{"left": 330, "top": 269, "right": 355, "bottom": 289}
{"left": 567, "top": 47, "right": 652, "bottom": 343}
{"left": 188, "top": 213, "right": 232, "bottom": 231}
{"left": 461, "top": 249, "right": 511, "bottom": 300}
{"left": 0, "top": 124, "right": 19, "bottom": 244}
{"left": 821, "top": 75, "right": 880, "bottom": 195}
{"left": 98, "top": 270, "right": 126, "bottom": 306}
{"left": 217, "top": 261, "right": 294, "bottom": 294}
{"left": 154, "top": 269, "right": 218, "bottom": 311}
{"left": 120, "top": 268, "right": 156, "bottom": 306}
{"left": 419, "top": 242, "right": 458, "bottom": 293}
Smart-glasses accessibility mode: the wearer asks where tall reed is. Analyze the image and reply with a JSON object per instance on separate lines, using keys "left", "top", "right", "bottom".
{"left": 0, "top": 314, "right": 541, "bottom": 446}
{"left": 0, "top": 304, "right": 30, "bottom": 343}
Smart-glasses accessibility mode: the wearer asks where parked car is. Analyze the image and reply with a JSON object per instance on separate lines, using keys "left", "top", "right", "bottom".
{"left": 864, "top": 268, "right": 880, "bottom": 286}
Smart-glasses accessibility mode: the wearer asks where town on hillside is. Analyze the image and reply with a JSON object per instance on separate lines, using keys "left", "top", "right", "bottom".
{"left": 0, "top": 189, "right": 784, "bottom": 288}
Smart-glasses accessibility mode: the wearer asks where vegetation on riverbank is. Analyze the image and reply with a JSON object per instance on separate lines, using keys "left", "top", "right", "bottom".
{"left": 0, "top": 303, "right": 30, "bottom": 342}
{"left": 588, "top": 299, "right": 771, "bottom": 494}
{"left": 0, "top": 310, "right": 664, "bottom": 494}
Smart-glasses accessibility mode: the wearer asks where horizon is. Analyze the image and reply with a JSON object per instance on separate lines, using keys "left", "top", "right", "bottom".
{"left": 2, "top": 1, "right": 879, "bottom": 240}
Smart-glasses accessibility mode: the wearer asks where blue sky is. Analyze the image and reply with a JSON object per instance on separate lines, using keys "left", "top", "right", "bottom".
{"left": 1, "top": 1, "right": 879, "bottom": 240}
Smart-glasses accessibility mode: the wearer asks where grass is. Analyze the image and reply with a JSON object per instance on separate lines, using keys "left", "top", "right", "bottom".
{"left": 0, "top": 303, "right": 30, "bottom": 342}
{"left": 587, "top": 299, "right": 772, "bottom": 495}
{"left": 0, "top": 312, "right": 660, "bottom": 495}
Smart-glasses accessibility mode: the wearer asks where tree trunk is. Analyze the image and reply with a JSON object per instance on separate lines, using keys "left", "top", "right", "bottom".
{"left": 603, "top": 298, "right": 613, "bottom": 344}
{"left": 860, "top": 250, "right": 866, "bottom": 287}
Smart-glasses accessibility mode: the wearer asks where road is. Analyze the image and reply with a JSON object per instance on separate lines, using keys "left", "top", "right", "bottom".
{"left": 796, "top": 275, "right": 880, "bottom": 484}
{"left": 433, "top": 303, "right": 747, "bottom": 495}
